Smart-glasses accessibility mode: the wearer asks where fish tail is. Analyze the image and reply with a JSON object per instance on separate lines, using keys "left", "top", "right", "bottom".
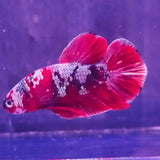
{"left": 102, "top": 38, "right": 147, "bottom": 106}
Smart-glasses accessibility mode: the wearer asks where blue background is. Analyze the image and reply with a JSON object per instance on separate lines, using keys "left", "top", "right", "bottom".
{"left": 0, "top": 0, "right": 159, "bottom": 133}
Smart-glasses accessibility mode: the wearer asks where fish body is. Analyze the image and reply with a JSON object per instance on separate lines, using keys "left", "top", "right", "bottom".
{"left": 2, "top": 33, "right": 147, "bottom": 119}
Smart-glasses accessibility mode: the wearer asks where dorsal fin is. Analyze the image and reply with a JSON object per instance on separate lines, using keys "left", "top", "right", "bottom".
{"left": 59, "top": 33, "right": 108, "bottom": 64}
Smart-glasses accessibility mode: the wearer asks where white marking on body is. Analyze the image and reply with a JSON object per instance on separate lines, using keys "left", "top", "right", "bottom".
{"left": 79, "top": 86, "right": 88, "bottom": 95}
{"left": 97, "top": 64, "right": 107, "bottom": 69}
{"left": 11, "top": 85, "right": 24, "bottom": 108}
{"left": 46, "top": 67, "right": 50, "bottom": 70}
{"left": 54, "top": 63, "right": 76, "bottom": 79}
{"left": 32, "top": 69, "right": 44, "bottom": 88}
{"left": 117, "top": 60, "right": 122, "bottom": 64}
{"left": 52, "top": 63, "right": 76, "bottom": 97}
{"left": 52, "top": 74, "right": 67, "bottom": 97}
{"left": 75, "top": 65, "right": 91, "bottom": 84}
{"left": 24, "top": 79, "right": 30, "bottom": 91}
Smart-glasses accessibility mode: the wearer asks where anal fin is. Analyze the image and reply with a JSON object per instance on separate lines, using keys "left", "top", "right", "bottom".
{"left": 50, "top": 106, "right": 87, "bottom": 119}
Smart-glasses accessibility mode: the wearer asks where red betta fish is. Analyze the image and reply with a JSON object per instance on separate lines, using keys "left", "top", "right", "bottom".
{"left": 2, "top": 33, "right": 147, "bottom": 119}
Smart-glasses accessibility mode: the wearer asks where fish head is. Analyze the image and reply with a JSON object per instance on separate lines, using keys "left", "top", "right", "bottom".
{"left": 2, "top": 79, "right": 30, "bottom": 114}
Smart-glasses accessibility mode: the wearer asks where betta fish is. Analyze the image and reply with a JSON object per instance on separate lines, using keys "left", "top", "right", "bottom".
{"left": 2, "top": 33, "right": 147, "bottom": 119}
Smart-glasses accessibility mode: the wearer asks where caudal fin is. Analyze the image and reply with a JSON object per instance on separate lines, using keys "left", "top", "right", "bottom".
{"left": 102, "top": 38, "right": 147, "bottom": 105}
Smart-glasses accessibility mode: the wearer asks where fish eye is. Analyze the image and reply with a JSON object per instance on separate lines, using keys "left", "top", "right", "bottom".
{"left": 5, "top": 99, "right": 13, "bottom": 108}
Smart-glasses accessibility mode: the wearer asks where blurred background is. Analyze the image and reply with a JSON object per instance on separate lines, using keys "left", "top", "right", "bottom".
{"left": 0, "top": 0, "right": 159, "bottom": 159}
